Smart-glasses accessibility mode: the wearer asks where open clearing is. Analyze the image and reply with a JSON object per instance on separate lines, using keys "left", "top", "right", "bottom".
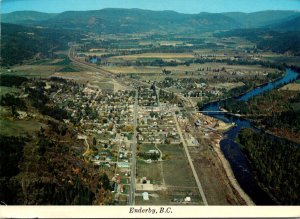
{"left": 10, "top": 65, "right": 59, "bottom": 78}
{"left": 136, "top": 160, "right": 163, "bottom": 185}
{"left": 162, "top": 160, "right": 196, "bottom": 187}
{"left": 279, "top": 83, "right": 300, "bottom": 91}
{"left": 0, "top": 86, "right": 20, "bottom": 95}
{"left": 188, "top": 144, "right": 246, "bottom": 205}
{"left": 0, "top": 119, "right": 45, "bottom": 137}
{"left": 158, "top": 144, "right": 197, "bottom": 187}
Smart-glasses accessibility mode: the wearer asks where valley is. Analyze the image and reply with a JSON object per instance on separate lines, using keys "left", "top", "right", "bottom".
{"left": 1, "top": 7, "right": 300, "bottom": 206}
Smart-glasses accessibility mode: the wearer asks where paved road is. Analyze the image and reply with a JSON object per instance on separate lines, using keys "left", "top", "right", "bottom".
{"left": 173, "top": 111, "right": 208, "bottom": 205}
{"left": 129, "top": 90, "right": 138, "bottom": 205}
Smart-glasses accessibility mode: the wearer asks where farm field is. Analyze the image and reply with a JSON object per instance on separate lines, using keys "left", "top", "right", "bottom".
{"left": 107, "top": 53, "right": 195, "bottom": 61}
{"left": 102, "top": 63, "right": 279, "bottom": 76}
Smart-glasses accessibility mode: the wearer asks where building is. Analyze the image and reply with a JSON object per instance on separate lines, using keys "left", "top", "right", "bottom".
{"left": 142, "top": 192, "right": 149, "bottom": 201}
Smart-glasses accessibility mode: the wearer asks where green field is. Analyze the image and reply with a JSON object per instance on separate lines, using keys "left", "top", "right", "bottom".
{"left": 158, "top": 144, "right": 185, "bottom": 159}
{"left": 138, "top": 143, "right": 157, "bottom": 152}
{"left": 162, "top": 160, "right": 196, "bottom": 187}
{"left": 158, "top": 144, "right": 196, "bottom": 187}
{"left": 0, "top": 119, "right": 45, "bottom": 137}
{"left": 136, "top": 160, "right": 163, "bottom": 185}
{"left": 0, "top": 86, "right": 20, "bottom": 95}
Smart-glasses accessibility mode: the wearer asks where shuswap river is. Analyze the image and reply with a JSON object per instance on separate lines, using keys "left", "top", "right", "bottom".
{"left": 202, "top": 68, "right": 299, "bottom": 205}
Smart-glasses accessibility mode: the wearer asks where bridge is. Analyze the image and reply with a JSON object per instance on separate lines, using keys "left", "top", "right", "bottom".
{"left": 198, "top": 111, "right": 242, "bottom": 117}
{"left": 199, "top": 111, "right": 225, "bottom": 113}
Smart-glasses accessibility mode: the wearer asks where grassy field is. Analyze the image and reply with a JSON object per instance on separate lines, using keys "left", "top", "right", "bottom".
{"left": 279, "top": 83, "right": 300, "bottom": 91}
{"left": 102, "top": 63, "right": 280, "bottom": 75}
{"left": 10, "top": 65, "right": 58, "bottom": 78}
{"left": 162, "top": 160, "right": 196, "bottom": 187}
{"left": 0, "top": 119, "right": 45, "bottom": 137}
{"left": 135, "top": 190, "right": 172, "bottom": 205}
{"left": 0, "top": 86, "right": 20, "bottom": 95}
{"left": 138, "top": 143, "right": 157, "bottom": 153}
{"left": 136, "top": 143, "right": 198, "bottom": 188}
{"left": 158, "top": 144, "right": 184, "bottom": 159}
{"left": 136, "top": 160, "right": 163, "bottom": 185}
{"left": 157, "top": 144, "right": 196, "bottom": 187}
{"left": 263, "top": 55, "right": 300, "bottom": 67}
{"left": 107, "top": 53, "right": 195, "bottom": 61}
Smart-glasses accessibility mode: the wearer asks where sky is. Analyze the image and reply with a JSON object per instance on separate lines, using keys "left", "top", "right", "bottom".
{"left": 1, "top": 0, "right": 300, "bottom": 14}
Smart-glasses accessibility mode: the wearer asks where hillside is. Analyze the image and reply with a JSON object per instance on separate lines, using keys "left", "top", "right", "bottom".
{"left": 1, "top": 11, "right": 57, "bottom": 24}
{"left": 223, "top": 10, "right": 300, "bottom": 28}
{"left": 34, "top": 9, "right": 241, "bottom": 33}
{"left": 272, "top": 15, "right": 300, "bottom": 31}
{"left": 0, "top": 23, "right": 82, "bottom": 66}
{"left": 216, "top": 28, "right": 300, "bottom": 55}
{"left": 2, "top": 9, "right": 299, "bottom": 34}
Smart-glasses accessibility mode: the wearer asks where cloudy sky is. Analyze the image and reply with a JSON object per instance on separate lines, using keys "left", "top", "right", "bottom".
{"left": 2, "top": 0, "right": 300, "bottom": 13}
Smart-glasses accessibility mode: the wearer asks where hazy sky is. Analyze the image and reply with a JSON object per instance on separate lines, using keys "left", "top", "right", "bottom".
{"left": 2, "top": 0, "right": 300, "bottom": 14}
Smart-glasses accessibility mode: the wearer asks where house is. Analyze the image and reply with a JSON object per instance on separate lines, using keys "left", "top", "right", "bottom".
{"left": 116, "top": 175, "right": 121, "bottom": 184}
{"left": 184, "top": 197, "right": 191, "bottom": 202}
{"left": 117, "top": 162, "right": 130, "bottom": 168}
{"left": 142, "top": 192, "right": 149, "bottom": 201}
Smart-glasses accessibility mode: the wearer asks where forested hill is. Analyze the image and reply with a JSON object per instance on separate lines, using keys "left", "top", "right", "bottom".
{"left": 222, "top": 10, "right": 300, "bottom": 28}
{"left": 272, "top": 15, "right": 300, "bottom": 31}
{"left": 215, "top": 29, "right": 300, "bottom": 55}
{"left": 0, "top": 23, "right": 82, "bottom": 66}
{"left": 2, "top": 9, "right": 300, "bottom": 34}
{"left": 0, "top": 11, "right": 57, "bottom": 24}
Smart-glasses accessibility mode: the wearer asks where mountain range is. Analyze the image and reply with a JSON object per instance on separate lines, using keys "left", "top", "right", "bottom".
{"left": 2, "top": 9, "right": 300, "bottom": 33}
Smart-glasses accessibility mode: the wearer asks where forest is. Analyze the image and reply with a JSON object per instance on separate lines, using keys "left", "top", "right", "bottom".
{"left": 0, "top": 133, "right": 113, "bottom": 204}
{"left": 0, "top": 23, "right": 82, "bottom": 66}
{"left": 238, "top": 128, "right": 300, "bottom": 204}
{"left": 216, "top": 29, "right": 300, "bottom": 55}
{"left": 221, "top": 89, "right": 300, "bottom": 143}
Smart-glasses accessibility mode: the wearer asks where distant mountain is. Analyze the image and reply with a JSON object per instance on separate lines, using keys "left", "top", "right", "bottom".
{"left": 2, "top": 9, "right": 299, "bottom": 34}
{"left": 1, "top": 11, "right": 57, "bottom": 24}
{"left": 223, "top": 10, "right": 300, "bottom": 28}
{"left": 35, "top": 8, "right": 241, "bottom": 33}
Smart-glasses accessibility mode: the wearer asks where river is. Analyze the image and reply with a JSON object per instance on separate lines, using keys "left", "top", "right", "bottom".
{"left": 202, "top": 68, "right": 299, "bottom": 205}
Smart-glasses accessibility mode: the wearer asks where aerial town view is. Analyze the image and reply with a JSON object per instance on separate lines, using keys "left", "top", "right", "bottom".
{"left": 0, "top": 0, "right": 300, "bottom": 209}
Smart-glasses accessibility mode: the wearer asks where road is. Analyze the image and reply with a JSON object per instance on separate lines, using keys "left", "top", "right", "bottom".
{"left": 173, "top": 111, "right": 208, "bottom": 205}
{"left": 129, "top": 90, "right": 138, "bottom": 205}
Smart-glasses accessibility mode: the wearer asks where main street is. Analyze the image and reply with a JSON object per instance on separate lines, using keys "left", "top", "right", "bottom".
{"left": 129, "top": 90, "right": 138, "bottom": 205}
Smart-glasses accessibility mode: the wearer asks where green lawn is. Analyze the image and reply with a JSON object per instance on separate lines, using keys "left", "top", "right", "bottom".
{"left": 138, "top": 143, "right": 156, "bottom": 153}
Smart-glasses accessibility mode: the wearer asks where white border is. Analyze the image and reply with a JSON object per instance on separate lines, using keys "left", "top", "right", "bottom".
{"left": 1, "top": 206, "right": 300, "bottom": 218}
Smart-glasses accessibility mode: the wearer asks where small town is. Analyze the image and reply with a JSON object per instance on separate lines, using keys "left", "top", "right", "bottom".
{"left": 1, "top": 0, "right": 300, "bottom": 212}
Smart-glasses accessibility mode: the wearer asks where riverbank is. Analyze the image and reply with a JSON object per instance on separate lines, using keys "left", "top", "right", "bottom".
{"left": 213, "top": 135, "right": 255, "bottom": 205}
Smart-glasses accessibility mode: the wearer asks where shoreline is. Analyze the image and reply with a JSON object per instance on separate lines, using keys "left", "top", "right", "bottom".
{"left": 213, "top": 136, "right": 255, "bottom": 205}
